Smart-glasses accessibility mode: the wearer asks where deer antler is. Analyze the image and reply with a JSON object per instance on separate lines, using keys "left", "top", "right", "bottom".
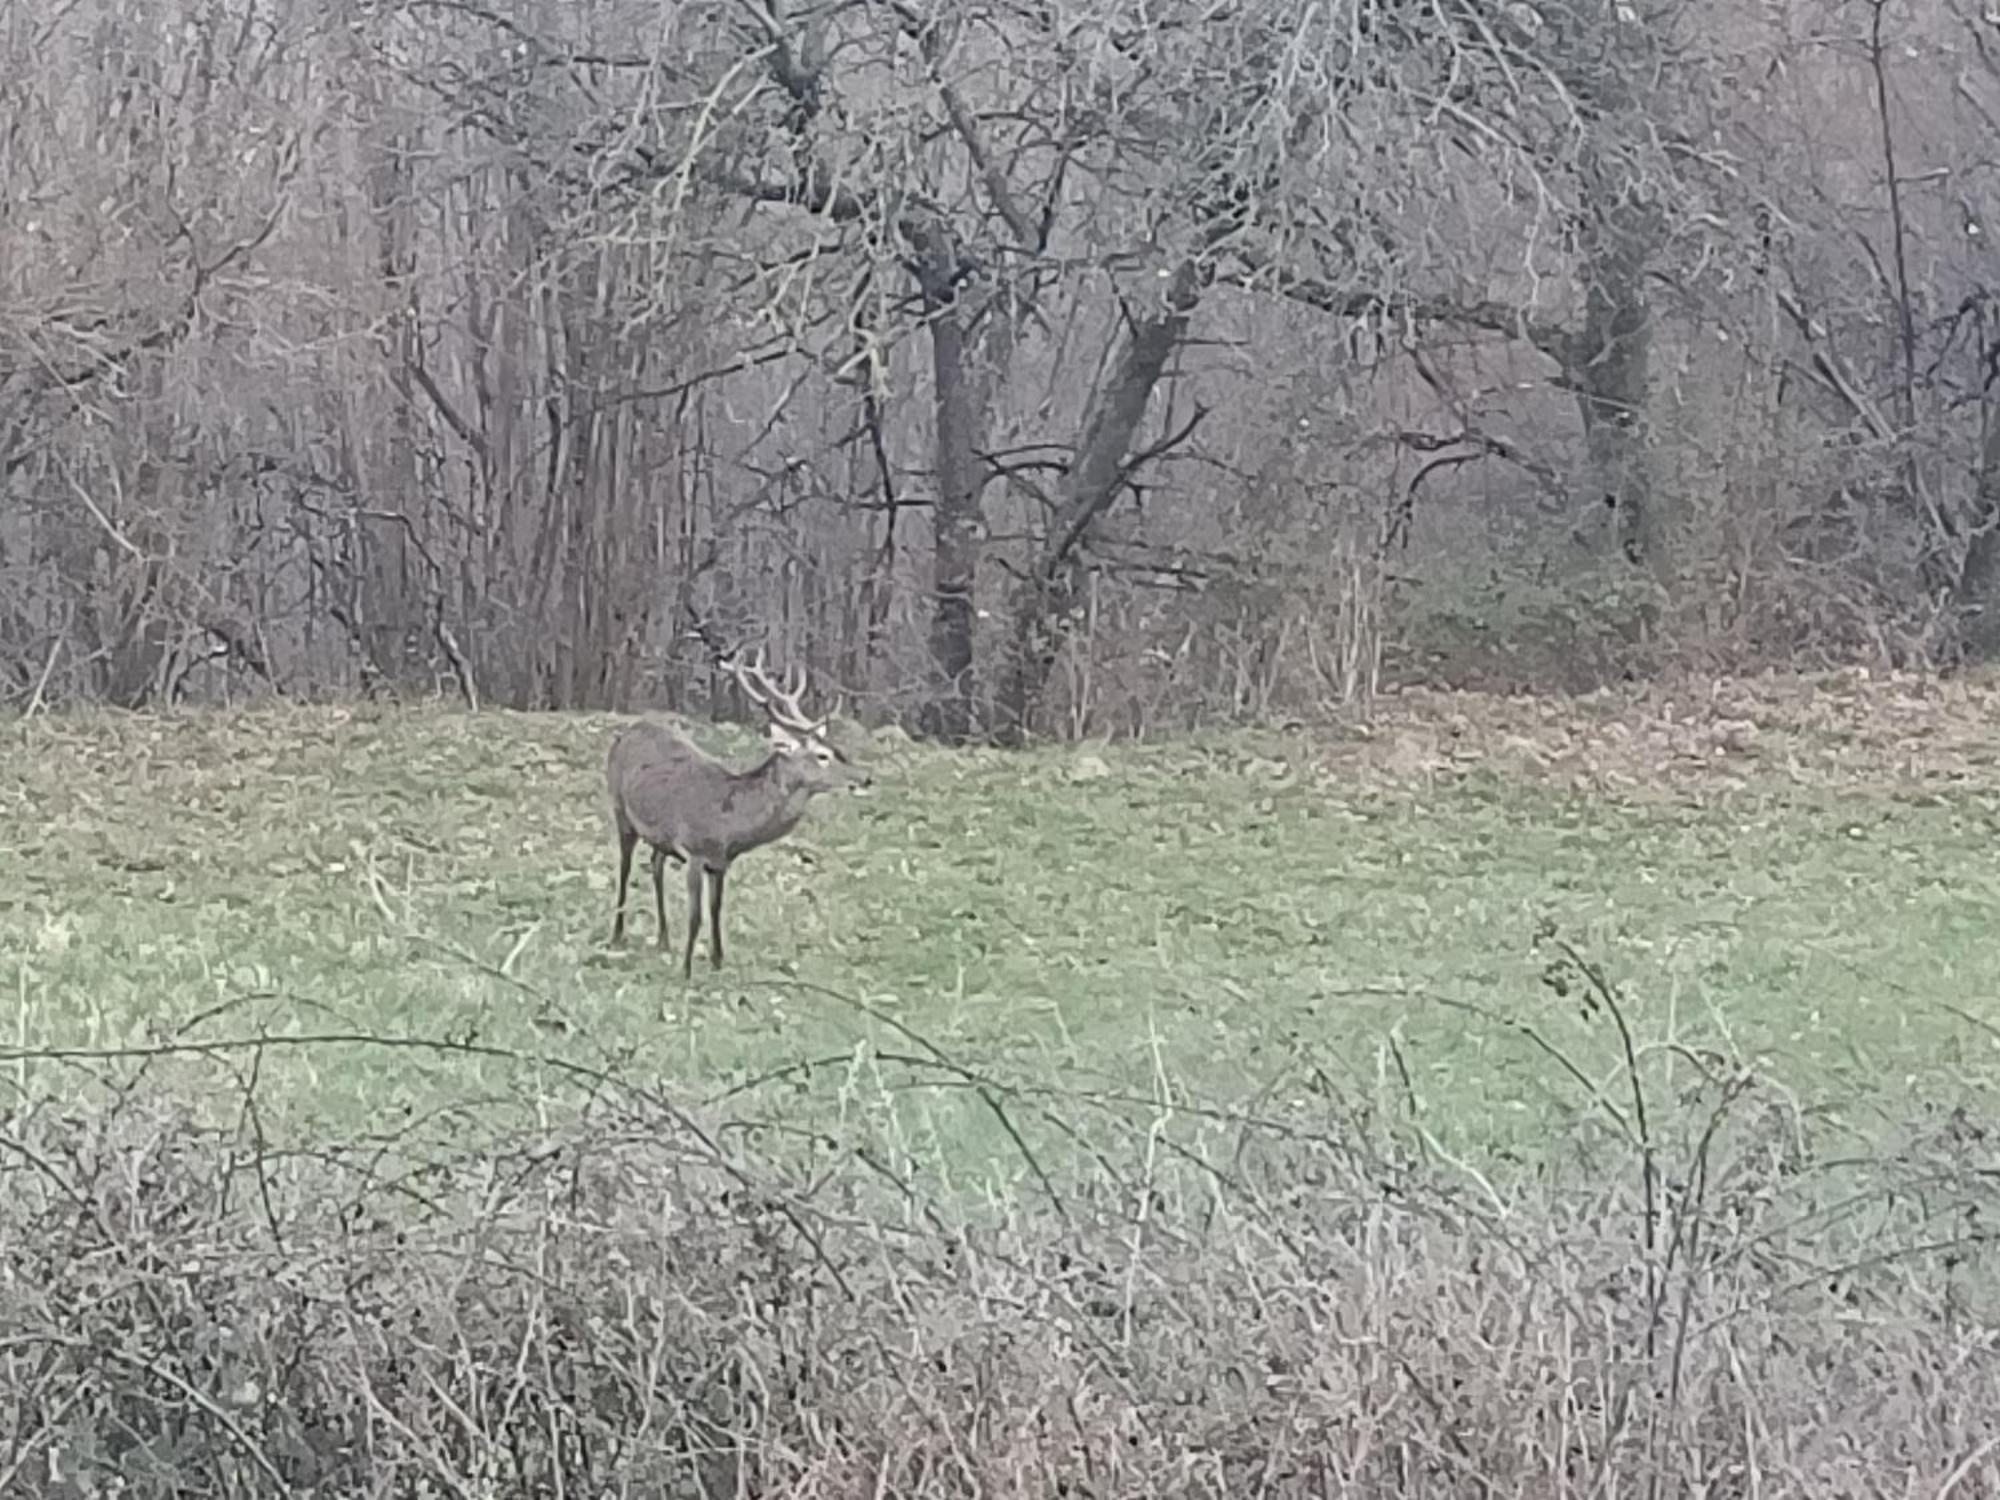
{"left": 727, "top": 647, "right": 826, "bottom": 735}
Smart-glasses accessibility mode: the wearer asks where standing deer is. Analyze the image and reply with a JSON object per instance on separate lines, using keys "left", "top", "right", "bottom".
{"left": 606, "top": 651, "right": 870, "bottom": 977}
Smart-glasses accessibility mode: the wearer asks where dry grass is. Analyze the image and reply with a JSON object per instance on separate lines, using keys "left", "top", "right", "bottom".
{"left": 4, "top": 1029, "right": 1997, "bottom": 1498}
{"left": 1322, "top": 665, "right": 2000, "bottom": 792}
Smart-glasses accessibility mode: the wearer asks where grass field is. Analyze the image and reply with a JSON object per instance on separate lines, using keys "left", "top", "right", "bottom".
{"left": 13, "top": 680, "right": 2000, "bottom": 1496}
{"left": 7, "top": 676, "right": 2000, "bottom": 1177}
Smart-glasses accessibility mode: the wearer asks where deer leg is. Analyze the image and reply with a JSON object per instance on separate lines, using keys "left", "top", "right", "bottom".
{"left": 682, "top": 858, "right": 704, "bottom": 980}
{"left": 707, "top": 865, "right": 726, "bottom": 970}
{"left": 650, "top": 846, "right": 670, "bottom": 950}
{"left": 611, "top": 825, "right": 638, "bottom": 945}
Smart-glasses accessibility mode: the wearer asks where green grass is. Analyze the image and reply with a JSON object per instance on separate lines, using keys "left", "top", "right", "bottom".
{"left": 6, "top": 703, "right": 2000, "bottom": 1177}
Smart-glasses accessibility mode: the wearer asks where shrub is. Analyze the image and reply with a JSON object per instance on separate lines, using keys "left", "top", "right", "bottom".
{"left": 3, "top": 1026, "right": 1996, "bottom": 1498}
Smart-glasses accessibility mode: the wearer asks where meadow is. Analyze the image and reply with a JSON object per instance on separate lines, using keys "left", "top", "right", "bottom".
{"left": 7, "top": 673, "right": 2000, "bottom": 1173}
{"left": 11, "top": 676, "right": 2000, "bottom": 1494}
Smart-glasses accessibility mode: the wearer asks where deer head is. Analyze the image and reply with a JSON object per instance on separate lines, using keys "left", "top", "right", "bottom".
{"left": 726, "top": 648, "right": 869, "bottom": 790}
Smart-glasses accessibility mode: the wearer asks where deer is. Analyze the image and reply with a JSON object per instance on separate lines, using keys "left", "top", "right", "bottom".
{"left": 606, "top": 649, "right": 870, "bottom": 978}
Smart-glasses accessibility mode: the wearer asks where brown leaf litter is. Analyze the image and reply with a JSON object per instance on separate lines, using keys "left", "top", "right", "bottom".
{"left": 1315, "top": 667, "right": 2000, "bottom": 794}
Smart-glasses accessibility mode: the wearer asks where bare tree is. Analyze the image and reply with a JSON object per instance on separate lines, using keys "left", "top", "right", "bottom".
{"left": 567, "top": 0, "right": 1658, "bottom": 738}
{"left": 4, "top": 0, "right": 1987, "bottom": 725}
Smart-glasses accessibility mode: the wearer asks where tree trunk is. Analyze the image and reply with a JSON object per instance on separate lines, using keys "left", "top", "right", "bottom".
{"left": 907, "top": 213, "right": 1015, "bottom": 746}
{"left": 1569, "top": 164, "right": 1660, "bottom": 573}
{"left": 1950, "top": 412, "right": 2000, "bottom": 662}
{"left": 994, "top": 262, "right": 1202, "bottom": 746}
{"left": 923, "top": 302, "right": 982, "bottom": 743}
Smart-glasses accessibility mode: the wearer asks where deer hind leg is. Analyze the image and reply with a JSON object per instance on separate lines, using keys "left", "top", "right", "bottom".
{"left": 611, "top": 824, "right": 639, "bottom": 945}
{"left": 707, "top": 865, "right": 727, "bottom": 970}
{"left": 650, "top": 846, "right": 671, "bottom": 950}
{"left": 681, "top": 858, "right": 705, "bottom": 980}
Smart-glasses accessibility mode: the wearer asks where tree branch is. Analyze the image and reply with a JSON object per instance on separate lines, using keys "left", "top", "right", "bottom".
{"left": 1042, "top": 261, "right": 1204, "bottom": 577}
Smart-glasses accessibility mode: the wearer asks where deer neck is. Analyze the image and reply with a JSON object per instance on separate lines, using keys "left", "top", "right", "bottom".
{"left": 725, "top": 752, "right": 815, "bottom": 854}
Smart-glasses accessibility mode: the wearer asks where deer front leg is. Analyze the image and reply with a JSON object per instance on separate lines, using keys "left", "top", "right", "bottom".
{"left": 707, "top": 865, "right": 727, "bottom": 970}
{"left": 650, "top": 846, "right": 670, "bottom": 950}
{"left": 611, "top": 825, "right": 638, "bottom": 945}
{"left": 682, "top": 858, "right": 704, "bottom": 980}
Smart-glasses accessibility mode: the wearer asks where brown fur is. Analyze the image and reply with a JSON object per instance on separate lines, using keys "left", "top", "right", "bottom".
{"left": 606, "top": 659, "right": 868, "bottom": 977}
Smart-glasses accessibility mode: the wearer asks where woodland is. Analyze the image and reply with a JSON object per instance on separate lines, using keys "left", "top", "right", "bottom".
{"left": 1, "top": 0, "right": 1995, "bottom": 740}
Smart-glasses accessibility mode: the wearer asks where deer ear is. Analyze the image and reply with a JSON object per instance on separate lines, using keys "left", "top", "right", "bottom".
{"left": 767, "top": 724, "right": 803, "bottom": 751}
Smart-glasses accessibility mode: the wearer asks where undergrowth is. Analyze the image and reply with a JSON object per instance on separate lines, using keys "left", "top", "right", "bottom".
{"left": 4, "top": 948, "right": 1997, "bottom": 1497}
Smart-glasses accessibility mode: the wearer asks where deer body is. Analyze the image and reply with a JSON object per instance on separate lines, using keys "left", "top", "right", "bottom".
{"left": 607, "top": 654, "right": 866, "bottom": 977}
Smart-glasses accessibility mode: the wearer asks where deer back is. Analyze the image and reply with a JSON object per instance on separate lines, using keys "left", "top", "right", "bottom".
{"left": 609, "top": 722, "right": 720, "bottom": 834}
{"left": 607, "top": 720, "right": 804, "bottom": 863}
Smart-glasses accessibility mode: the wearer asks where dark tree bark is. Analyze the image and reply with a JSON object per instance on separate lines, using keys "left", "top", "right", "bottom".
{"left": 1569, "top": 198, "right": 1659, "bottom": 572}
{"left": 994, "top": 262, "right": 1203, "bottom": 745}
{"left": 1950, "top": 416, "right": 2000, "bottom": 662}
{"left": 910, "top": 222, "right": 986, "bottom": 744}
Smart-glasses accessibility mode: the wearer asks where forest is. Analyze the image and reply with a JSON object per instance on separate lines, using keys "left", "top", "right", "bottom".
{"left": 4, "top": 0, "right": 1995, "bottom": 740}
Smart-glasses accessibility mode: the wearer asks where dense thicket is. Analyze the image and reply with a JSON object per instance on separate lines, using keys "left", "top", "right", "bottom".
{"left": 6, "top": 1057, "right": 1995, "bottom": 1496}
{"left": 4, "top": 0, "right": 1995, "bottom": 736}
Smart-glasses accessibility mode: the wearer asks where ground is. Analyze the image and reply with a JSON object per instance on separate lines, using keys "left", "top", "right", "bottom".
{"left": 7, "top": 668, "right": 2000, "bottom": 1179}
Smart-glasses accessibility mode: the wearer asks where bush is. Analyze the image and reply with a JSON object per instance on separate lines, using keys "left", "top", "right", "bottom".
{"left": 2, "top": 1031, "right": 1996, "bottom": 1498}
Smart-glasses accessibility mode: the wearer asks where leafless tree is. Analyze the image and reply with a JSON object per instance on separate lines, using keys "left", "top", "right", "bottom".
{"left": 0, "top": 0, "right": 1987, "bottom": 728}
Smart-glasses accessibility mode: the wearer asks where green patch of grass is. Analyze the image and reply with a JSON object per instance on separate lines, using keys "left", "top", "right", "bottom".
{"left": 6, "top": 704, "right": 2000, "bottom": 1177}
